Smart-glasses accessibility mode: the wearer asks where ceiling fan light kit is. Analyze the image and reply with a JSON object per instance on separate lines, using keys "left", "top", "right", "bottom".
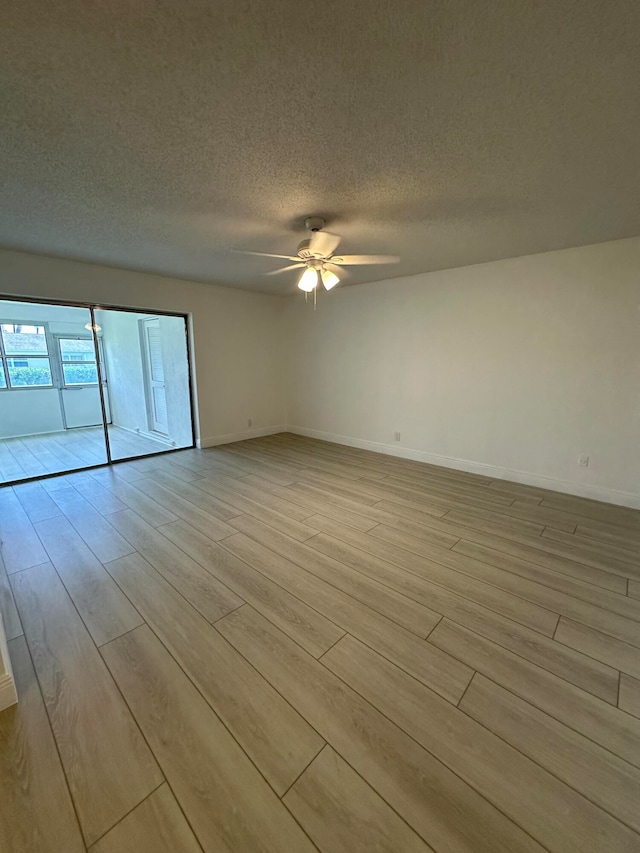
{"left": 297, "top": 267, "right": 318, "bottom": 292}
{"left": 321, "top": 268, "right": 340, "bottom": 290}
{"left": 235, "top": 216, "right": 400, "bottom": 303}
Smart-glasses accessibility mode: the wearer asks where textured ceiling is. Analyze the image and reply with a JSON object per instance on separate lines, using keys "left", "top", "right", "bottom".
{"left": 1, "top": 1, "right": 639, "bottom": 294}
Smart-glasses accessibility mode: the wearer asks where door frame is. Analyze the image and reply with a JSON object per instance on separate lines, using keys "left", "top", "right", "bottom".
{"left": 53, "top": 333, "right": 112, "bottom": 428}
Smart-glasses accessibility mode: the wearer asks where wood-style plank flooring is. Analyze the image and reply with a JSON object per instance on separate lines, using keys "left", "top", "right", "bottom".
{"left": 1, "top": 433, "right": 639, "bottom": 852}
{"left": 0, "top": 425, "right": 171, "bottom": 484}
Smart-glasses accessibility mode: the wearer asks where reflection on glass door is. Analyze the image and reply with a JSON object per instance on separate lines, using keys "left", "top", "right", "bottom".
{"left": 93, "top": 308, "right": 192, "bottom": 462}
{"left": 0, "top": 300, "right": 108, "bottom": 484}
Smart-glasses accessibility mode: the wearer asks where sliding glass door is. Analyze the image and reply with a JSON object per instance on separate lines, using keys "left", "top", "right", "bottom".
{"left": 0, "top": 299, "right": 108, "bottom": 483}
{"left": 94, "top": 308, "right": 193, "bottom": 462}
{"left": 0, "top": 297, "right": 194, "bottom": 486}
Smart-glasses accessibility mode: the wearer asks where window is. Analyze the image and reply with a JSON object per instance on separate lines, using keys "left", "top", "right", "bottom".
{"left": 0, "top": 323, "right": 53, "bottom": 388}
{"left": 58, "top": 337, "right": 99, "bottom": 385}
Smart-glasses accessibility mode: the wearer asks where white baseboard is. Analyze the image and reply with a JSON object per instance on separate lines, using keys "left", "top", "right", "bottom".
{"left": 0, "top": 427, "right": 65, "bottom": 440}
{"left": 111, "top": 423, "right": 173, "bottom": 447}
{"left": 0, "top": 614, "right": 17, "bottom": 713}
{"left": 197, "top": 425, "right": 286, "bottom": 449}
{"left": 0, "top": 673, "right": 17, "bottom": 713}
{"left": 286, "top": 425, "right": 640, "bottom": 510}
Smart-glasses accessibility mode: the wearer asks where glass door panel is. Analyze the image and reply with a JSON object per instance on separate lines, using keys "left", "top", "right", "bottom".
{"left": 0, "top": 299, "right": 108, "bottom": 484}
{"left": 94, "top": 308, "right": 193, "bottom": 461}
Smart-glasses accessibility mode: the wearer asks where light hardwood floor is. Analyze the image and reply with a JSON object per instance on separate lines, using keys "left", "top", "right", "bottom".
{"left": 1, "top": 433, "right": 639, "bottom": 852}
{"left": 0, "top": 425, "right": 174, "bottom": 484}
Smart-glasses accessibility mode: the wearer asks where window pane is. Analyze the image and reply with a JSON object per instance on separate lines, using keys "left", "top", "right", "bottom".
{"left": 0, "top": 361, "right": 6, "bottom": 388}
{"left": 62, "top": 364, "right": 98, "bottom": 385}
{"left": 1, "top": 324, "right": 48, "bottom": 356}
{"left": 6, "top": 357, "right": 52, "bottom": 387}
{"left": 59, "top": 338, "right": 96, "bottom": 361}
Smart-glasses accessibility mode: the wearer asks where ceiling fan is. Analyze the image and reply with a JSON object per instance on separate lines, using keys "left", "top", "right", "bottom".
{"left": 235, "top": 216, "right": 399, "bottom": 294}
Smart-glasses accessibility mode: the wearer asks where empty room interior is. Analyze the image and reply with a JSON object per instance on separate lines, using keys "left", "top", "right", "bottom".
{"left": 0, "top": 3, "right": 639, "bottom": 853}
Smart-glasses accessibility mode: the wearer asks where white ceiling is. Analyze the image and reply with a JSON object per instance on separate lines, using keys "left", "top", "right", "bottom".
{"left": 1, "top": 1, "right": 639, "bottom": 294}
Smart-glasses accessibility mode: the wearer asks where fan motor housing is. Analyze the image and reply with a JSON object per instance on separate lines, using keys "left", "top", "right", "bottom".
{"left": 297, "top": 239, "right": 324, "bottom": 261}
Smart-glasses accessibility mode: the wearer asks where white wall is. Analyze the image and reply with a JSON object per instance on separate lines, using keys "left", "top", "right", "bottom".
{"left": 0, "top": 249, "right": 287, "bottom": 446}
{"left": 0, "top": 389, "right": 64, "bottom": 438}
{"left": 285, "top": 237, "right": 640, "bottom": 507}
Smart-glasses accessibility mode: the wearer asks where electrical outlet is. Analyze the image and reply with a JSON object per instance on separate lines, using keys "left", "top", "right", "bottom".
{"left": 578, "top": 454, "right": 589, "bottom": 467}
{"left": 247, "top": 418, "right": 252, "bottom": 428}
{"left": 394, "top": 431, "right": 401, "bottom": 442}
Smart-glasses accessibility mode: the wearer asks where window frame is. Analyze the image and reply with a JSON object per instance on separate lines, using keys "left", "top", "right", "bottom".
{"left": 0, "top": 319, "right": 55, "bottom": 390}
{"left": 56, "top": 334, "right": 101, "bottom": 388}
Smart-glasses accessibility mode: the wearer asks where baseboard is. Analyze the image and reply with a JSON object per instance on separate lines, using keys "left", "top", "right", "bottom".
{"left": 111, "top": 423, "right": 173, "bottom": 447}
{"left": 0, "top": 673, "right": 17, "bottom": 713}
{"left": 0, "top": 614, "right": 17, "bottom": 713}
{"left": 0, "top": 427, "right": 67, "bottom": 440}
{"left": 286, "top": 425, "right": 640, "bottom": 510}
{"left": 197, "top": 425, "right": 287, "bottom": 449}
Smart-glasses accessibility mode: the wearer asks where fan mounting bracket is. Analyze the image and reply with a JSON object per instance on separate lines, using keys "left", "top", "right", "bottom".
{"left": 304, "top": 216, "right": 325, "bottom": 233}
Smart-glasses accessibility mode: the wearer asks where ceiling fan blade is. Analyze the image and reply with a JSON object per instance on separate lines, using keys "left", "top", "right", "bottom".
{"left": 330, "top": 254, "right": 400, "bottom": 265}
{"left": 323, "top": 262, "right": 349, "bottom": 279}
{"left": 309, "top": 230, "right": 341, "bottom": 257}
{"left": 265, "top": 264, "right": 305, "bottom": 276}
{"left": 232, "top": 249, "right": 299, "bottom": 261}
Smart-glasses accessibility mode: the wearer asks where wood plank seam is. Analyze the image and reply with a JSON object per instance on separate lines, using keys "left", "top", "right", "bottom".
{"left": 86, "top": 781, "right": 167, "bottom": 851}
{"left": 312, "top": 638, "right": 551, "bottom": 852}
{"left": 308, "top": 528, "right": 562, "bottom": 639}
{"left": 220, "top": 519, "right": 615, "bottom": 703}
{"left": 426, "top": 620, "right": 640, "bottom": 768}
{"left": 458, "top": 672, "right": 640, "bottom": 835}
{"left": 98, "top": 582, "right": 329, "bottom": 803}
{"left": 321, "top": 637, "right": 640, "bottom": 850}
{"left": 14, "top": 634, "right": 88, "bottom": 849}
{"left": 213, "top": 530, "right": 471, "bottom": 700}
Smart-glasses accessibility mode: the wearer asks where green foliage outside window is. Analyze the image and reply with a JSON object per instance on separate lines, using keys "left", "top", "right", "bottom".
{"left": 7, "top": 366, "right": 52, "bottom": 386}
{"left": 63, "top": 364, "right": 99, "bottom": 385}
